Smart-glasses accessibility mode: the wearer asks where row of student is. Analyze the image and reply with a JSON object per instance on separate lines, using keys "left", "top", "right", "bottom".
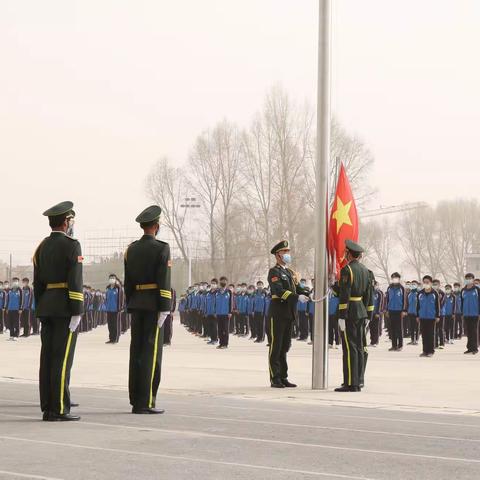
{"left": 339, "top": 272, "right": 480, "bottom": 356}
{"left": 178, "top": 277, "right": 314, "bottom": 348}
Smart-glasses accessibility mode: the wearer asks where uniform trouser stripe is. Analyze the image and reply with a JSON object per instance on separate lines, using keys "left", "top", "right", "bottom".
{"left": 268, "top": 320, "right": 274, "bottom": 379}
{"left": 343, "top": 329, "right": 352, "bottom": 386}
{"left": 60, "top": 331, "right": 73, "bottom": 415}
{"left": 149, "top": 326, "right": 160, "bottom": 408}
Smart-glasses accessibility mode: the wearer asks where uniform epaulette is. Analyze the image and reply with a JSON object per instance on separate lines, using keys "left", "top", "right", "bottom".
{"left": 124, "top": 240, "right": 137, "bottom": 261}
{"left": 65, "top": 234, "right": 78, "bottom": 241}
{"left": 155, "top": 239, "right": 168, "bottom": 245}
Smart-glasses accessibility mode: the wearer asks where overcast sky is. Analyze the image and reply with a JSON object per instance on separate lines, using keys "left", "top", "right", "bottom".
{"left": 1, "top": 0, "right": 479, "bottom": 263}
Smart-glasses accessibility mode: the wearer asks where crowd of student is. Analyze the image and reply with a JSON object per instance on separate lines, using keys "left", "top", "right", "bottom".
{"left": 177, "top": 271, "right": 480, "bottom": 359}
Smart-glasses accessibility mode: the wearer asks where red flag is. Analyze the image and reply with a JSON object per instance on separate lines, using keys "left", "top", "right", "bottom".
{"left": 328, "top": 163, "right": 359, "bottom": 277}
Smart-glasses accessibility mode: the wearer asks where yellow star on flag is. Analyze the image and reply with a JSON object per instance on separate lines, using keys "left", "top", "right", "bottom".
{"left": 332, "top": 196, "right": 352, "bottom": 234}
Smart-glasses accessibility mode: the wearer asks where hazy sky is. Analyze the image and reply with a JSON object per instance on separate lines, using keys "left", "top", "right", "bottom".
{"left": 1, "top": 0, "right": 480, "bottom": 263}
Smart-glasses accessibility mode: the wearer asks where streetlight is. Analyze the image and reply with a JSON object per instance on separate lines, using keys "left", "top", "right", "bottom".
{"left": 180, "top": 197, "right": 201, "bottom": 286}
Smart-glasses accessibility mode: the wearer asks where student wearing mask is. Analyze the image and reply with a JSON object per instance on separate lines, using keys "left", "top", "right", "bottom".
{"left": 443, "top": 284, "right": 456, "bottom": 344}
{"left": 253, "top": 281, "right": 267, "bottom": 343}
{"left": 215, "top": 277, "right": 233, "bottom": 349}
{"left": 453, "top": 283, "right": 463, "bottom": 339}
{"left": 385, "top": 272, "right": 407, "bottom": 352}
{"left": 370, "top": 281, "right": 384, "bottom": 346}
{"left": 105, "top": 274, "right": 122, "bottom": 344}
{"left": 406, "top": 281, "right": 419, "bottom": 345}
{"left": 416, "top": 276, "right": 440, "bottom": 357}
{"left": 205, "top": 279, "right": 218, "bottom": 345}
{"left": 432, "top": 279, "right": 446, "bottom": 349}
{"left": 6, "top": 278, "right": 23, "bottom": 341}
{"left": 20, "top": 277, "right": 33, "bottom": 337}
{"left": 461, "top": 273, "right": 480, "bottom": 354}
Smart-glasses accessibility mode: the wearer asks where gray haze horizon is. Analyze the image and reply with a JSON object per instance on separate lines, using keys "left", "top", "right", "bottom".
{"left": 1, "top": 0, "right": 479, "bottom": 265}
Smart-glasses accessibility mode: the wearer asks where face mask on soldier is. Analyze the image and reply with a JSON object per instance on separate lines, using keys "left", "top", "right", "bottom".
{"left": 66, "top": 218, "right": 75, "bottom": 236}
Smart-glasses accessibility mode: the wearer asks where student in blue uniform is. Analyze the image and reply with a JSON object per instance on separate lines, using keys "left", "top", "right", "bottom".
{"left": 0, "top": 281, "right": 6, "bottom": 334}
{"left": 406, "top": 280, "right": 419, "bottom": 345}
{"left": 385, "top": 272, "right": 407, "bottom": 351}
{"left": 453, "top": 282, "right": 463, "bottom": 339}
{"left": 328, "top": 283, "right": 340, "bottom": 348}
{"left": 215, "top": 276, "right": 233, "bottom": 349}
{"left": 433, "top": 279, "right": 446, "bottom": 349}
{"left": 105, "top": 274, "right": 122, "bottom": 344}
{"left": 297, "top": 279, "right": 310, "bottom": 342}
{"left": 461, "top": 273, "right": 480, "bottom": 354}
{"left": 416, "top": 275, "right": 440, "bottom": 357}
{"left": 253, "top": 281, "right": 266, "bottom": 343}
{"left": 370, "top": 281, "right": 384, "bottom": 346}
{"left": 6, "top": 277, "right": 23, "bottom": 341}
{"left": 443, "top": 284, "right": 456, "bottom": 344}
{"left": 205, "top": 279, "right": 218, "bottom": 345}
{"left": 246, "top": 285, "right": 255, "bottom": 339}
{"left": 20, "top": 277, "right": 33, "bottom": 337}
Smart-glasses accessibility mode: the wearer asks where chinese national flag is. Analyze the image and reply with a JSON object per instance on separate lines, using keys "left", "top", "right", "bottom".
{"left": 328, "top": 163, "right": 359, "bottom": 277}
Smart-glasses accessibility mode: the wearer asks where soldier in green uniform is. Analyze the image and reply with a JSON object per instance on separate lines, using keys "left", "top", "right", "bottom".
{"left": 124, "top": 205, "right": 171, "bottom": 414}
{"left": 335, "top": 240, "right": 373, "bottom": 392}
{"left": 267, "top": 241, "right": 309, "bottom": 388}
{"left": 33, "top": 201, "right": 83, "bottom": 421}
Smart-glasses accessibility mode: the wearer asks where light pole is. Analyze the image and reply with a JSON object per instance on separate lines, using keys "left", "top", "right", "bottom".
{"left": 312, "top": 0, "right": 331, "bottom": 390}
{"left": 180, "top": 197, "right": 201, "bottom": 286}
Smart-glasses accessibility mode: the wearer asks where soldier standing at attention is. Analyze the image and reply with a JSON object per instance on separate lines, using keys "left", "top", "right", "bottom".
{"left": 33, "top": 201, "right": 83, "bottom": 421}
{"left": 124, "top": 205, "right": 171, "bottom": 414}
{"left": 335, "top": 240, "right": 373, "bottom": 393}
{"left": 267, "top": 241, "right": 309, "bottom": 388}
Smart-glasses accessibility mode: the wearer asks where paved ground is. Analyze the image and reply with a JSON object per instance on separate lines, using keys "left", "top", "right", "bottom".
{"left": 1, "top": 318, "right": 480, "bottom": 479}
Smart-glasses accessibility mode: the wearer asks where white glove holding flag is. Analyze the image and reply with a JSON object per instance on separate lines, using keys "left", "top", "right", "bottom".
{"left": 158, "top": 312, "right": 170, "bottom": 328}
{"left": 69, "top": 315, "right": 82, "bottom": 332}
{"left": 298, "top": 294, "right": 309, "bottom": 304}
{"left": 338, "top": 318, "right": 346, "bottom": 332}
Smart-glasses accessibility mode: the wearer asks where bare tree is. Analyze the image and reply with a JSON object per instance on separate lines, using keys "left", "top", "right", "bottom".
{"left": 145, "top": 157, "right": 189, "bottom": 262}
{"left": 397, "top": 210, "right": 424, "bottom": 280}
{"left": 188, "top": 132, "right": 221, "bottom": 274}
{"left": 361, "top": 220, "right": 392, "bottom": 281}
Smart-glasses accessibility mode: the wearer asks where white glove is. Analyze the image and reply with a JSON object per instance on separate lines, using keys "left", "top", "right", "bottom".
{"left": 158, "top": 312, "right": 169, "bottom": 328}
{"left": 298, "top": 294, "right": 309, "bottom": 304}
{"left": 69, "top": 315, "right": 82, "bottom": 332}
{"left": 338, "top": 318, "right": 346, "bottom": 332}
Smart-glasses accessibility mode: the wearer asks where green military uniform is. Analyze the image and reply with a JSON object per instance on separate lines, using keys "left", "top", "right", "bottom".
{"left": 124, "top": 205, "right": 171, "bottom": 412}
{"left": 359, "top": 269, "right": 376, "bottom": 387}
{"left": 337, "top": 240, "right": 373, "bottom": 391}
{"left": 267, "top": 240, "right": 304, "bottom": 387}
{"left": 33, "top": 201, "right": 83, "bottom": 419}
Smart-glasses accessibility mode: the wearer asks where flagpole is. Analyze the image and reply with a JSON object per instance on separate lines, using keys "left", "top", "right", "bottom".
{"left": 312, "top": 0, "right": 331, "bottom": 390}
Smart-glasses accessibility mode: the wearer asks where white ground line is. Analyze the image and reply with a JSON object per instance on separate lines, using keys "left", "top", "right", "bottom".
{"left": 0, "top": 470, "right": 64, "bottom": 480}
{"left": 2, "top": 398, "right": 480, "bottom": 443}
{"left": 0, "top": 435, "right": 376, "bottom": 480}
{"left": 3, "top": 391, "right": 480, "bottom": 430}
{"left": 1, "top": 413, "right": 480, "bottom": 465}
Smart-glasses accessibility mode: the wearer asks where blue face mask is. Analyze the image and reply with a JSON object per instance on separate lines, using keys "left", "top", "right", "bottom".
{"left": 283, "top": 253, "right": 292, "bottom": 264}
{"left": 300, "top": 282, "right": 306, "bottom": 287}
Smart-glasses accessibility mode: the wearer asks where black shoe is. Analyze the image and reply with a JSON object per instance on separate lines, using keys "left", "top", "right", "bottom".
{"left": 42, "top": 412, "right": 51, "bottom": 421}
{"left": 334, "top": 385, "right": 360, "bottom": 392}
{"left": 48, "top": 413, "right": 81, "bottom": 422}
{"left": 132, "top": 407, "right": 165, "bottom": 414}
{"left": 281, "top": 379, "right": 297, "bottom": 388}
{"left": 270, "top": 379, "right": 285, "bottom": 388}
{"left": 70, "top": 402, "right": 79, "bottom": 407}
{"left": 105, "top": 341, "right": 113, "bottom": 344}
{"left": 388, "top": 347, "right": 397, "bottom": 351}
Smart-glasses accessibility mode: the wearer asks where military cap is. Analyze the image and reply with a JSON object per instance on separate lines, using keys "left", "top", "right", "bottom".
{"left": 42, "top": 201, "right": 75, "bottom": 218}
{"left": 270, "top": 240, "right": 290, "bottom": 255}
{"left": 345, "top": 239, "right": 364, "bottom": 254}
{"left": 135, "top": 205, "right": 162, "bottom": 223}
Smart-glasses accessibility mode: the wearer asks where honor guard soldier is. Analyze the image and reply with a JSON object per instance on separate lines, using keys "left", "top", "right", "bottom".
{"left": 33, "top": 201, "right": 83, "bottom": 421}
{"left": 267, "top": 240, "right": 309, "bottom": 388}
{"left": 335, "top": 240, "right": 373, "bottom": 392}
{"left": 124, "top": 205, "right": 171, "bottom": 414}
